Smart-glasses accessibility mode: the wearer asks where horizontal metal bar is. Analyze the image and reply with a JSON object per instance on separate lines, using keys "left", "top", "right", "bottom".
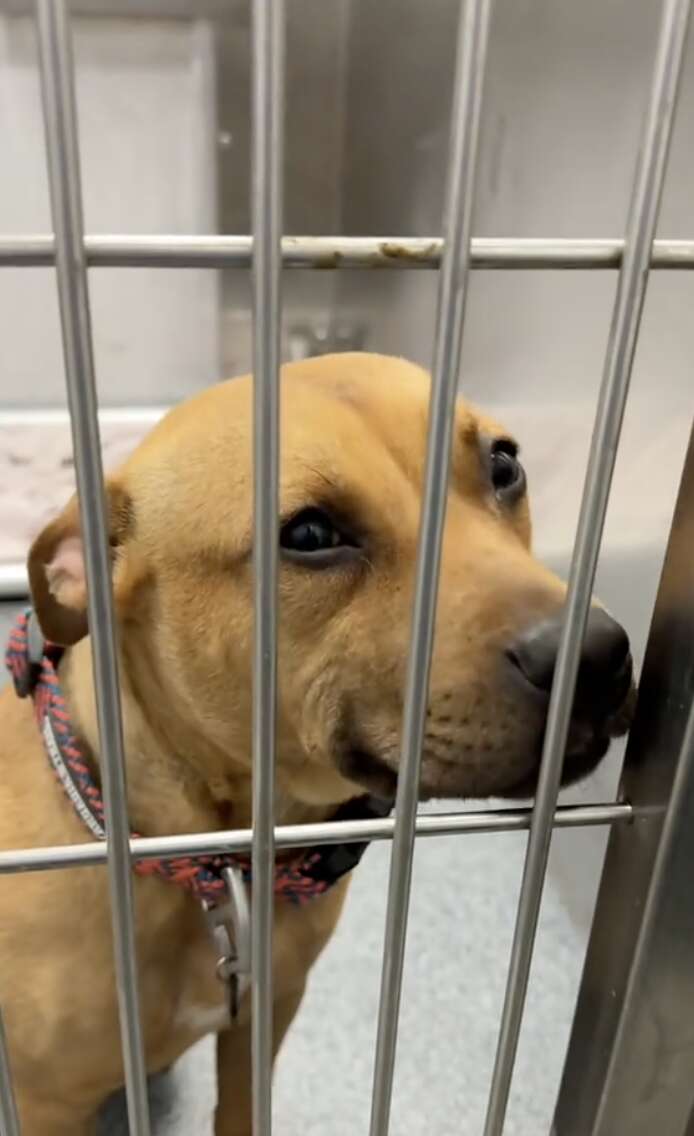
{"left": 3, "top": 0, "right": 233, "bottom": 15}
{"left": 2, "top": 235, "right": 694, "bottom": 269}
{"left": 0, "top": 406, "right": 167, "bottom": 427}
{"left": 0, "top": 803, "right": 632, "bottom": 876}
{"left": 0, "top": 566, "right": 29, "bottom": 599}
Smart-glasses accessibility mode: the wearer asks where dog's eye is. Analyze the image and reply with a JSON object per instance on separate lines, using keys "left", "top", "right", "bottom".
{"left": 279, "top": 507, "right": 357, "bottom": 566}
{"left": 281, "top": 509, "right": 340, "bottom": 553}
{"left": 490, "top": 440, "right": 525, "bottom": 502}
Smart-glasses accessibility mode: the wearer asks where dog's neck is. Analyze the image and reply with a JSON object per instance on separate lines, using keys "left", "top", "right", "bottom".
{"left": 58, "top": 637, "right": 334, "bottom": 840}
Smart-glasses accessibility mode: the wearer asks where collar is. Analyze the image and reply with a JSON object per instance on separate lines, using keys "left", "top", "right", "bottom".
{"left": 6, "top": 608, "right": 391, "bottom": 907}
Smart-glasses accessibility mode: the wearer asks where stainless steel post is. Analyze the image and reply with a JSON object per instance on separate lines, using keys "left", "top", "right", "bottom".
{"left": 554, "top": 425, "right": 694, "bottom": 1136}
{"left": 34, "top": 2, "right": 151, "bottom": 1131}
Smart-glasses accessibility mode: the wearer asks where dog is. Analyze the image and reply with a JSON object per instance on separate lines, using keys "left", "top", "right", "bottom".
{"left": 0, "top": 352, "right": 634, "bottom": 1134}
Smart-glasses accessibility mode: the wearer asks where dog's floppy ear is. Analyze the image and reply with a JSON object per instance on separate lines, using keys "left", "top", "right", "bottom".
{"left": 28, "top": 479, "right": 137, "bottom": 646}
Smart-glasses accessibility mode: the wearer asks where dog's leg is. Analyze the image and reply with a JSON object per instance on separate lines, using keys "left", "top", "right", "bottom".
{"left": 214, "top": 985, "right": 305, "bottom": 1136}
{"left": 15, "top": 1092, "right": 96, "bottom": 1136}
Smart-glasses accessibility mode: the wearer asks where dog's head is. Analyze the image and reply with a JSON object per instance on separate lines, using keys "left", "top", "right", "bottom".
{"left": 28, "top": 353, "right": 634, "bottom": 807}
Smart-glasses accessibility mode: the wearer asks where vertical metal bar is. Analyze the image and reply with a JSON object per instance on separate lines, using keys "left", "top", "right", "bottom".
{"left": 34, "top": 3, "right": 151, "bottom": 1133}
{"left": 368, "top": 3, "right": 493, "bottom": 1134}
{"left": 250, "top": 0, "right": 284, "bottom": 1133}
{"left": 554, "top": 425, "right": 694, "bottom": 1136}
{"left": 0, "top": 1009, "right": 20, "bottom": 1136}
{"left": 482, "top": 2, "right": 692, "bottom": 1133}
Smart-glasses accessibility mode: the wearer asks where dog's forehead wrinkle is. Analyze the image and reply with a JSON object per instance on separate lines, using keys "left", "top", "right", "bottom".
{"left": 277, "top": 434, "right": 421, "bottom": 534}
{"left": 302, "top": 462, "right": 338, "bottom": 490}
{"left": 285, "top": 365, "right": 437, "bottom": 483}
{"left": 129, "top": 357, "right": 498, "bottom": 519}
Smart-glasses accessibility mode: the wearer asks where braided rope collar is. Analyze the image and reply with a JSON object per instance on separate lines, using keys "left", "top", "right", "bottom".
{"left": 6, "top": 609, "right": 390, "bottom": 907}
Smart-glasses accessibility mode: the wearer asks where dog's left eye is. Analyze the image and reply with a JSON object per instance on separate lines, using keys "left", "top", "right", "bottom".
{"left": 280, "top": 507, "right": 356, "bottom": 565}
{"left": 490, "top": 440, "right": 525, "bottom": 502}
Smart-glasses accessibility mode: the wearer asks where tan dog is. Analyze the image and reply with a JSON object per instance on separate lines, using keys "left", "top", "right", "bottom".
{"left": 0, "top": 353, "right": 634, "bottom": 1135}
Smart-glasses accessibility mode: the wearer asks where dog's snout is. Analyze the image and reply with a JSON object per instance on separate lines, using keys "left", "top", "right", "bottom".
{"left": 507, "top": 606, "right": 631, "bottom": 706}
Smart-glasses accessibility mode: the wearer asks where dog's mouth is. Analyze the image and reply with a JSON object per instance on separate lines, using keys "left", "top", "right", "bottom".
{"left": 501, "top": 731, "right": 612, "bottom": 800}
{"left": 338, "top": 678, "right": 637, "bottom": 803}
{"left": 500, "top": 661, "right": 637, "bottom": 799}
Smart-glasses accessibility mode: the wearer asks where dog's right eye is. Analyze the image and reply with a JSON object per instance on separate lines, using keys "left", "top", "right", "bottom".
{"left": 279, "top": 507, "right": 358, "bottom": 566}
{"left": 489, "top": 438, "right": 526, "bottom": 504}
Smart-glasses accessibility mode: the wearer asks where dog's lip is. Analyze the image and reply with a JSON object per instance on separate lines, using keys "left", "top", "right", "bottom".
{"left": 336, "top": 746, "right": 398, "bottom": 798}
{"left": 500, "top": 734, "right": 613, "bottom": 800}
{"left": 500, "top": 680, "right": 636, "bottom": 799}
{"left": 415, "top": 686, "right": 634, "bottom": 799}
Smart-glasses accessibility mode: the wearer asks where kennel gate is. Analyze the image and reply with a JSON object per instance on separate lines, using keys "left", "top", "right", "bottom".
{"left": 0, "top": 0, "right": 693, "bottom": 1133}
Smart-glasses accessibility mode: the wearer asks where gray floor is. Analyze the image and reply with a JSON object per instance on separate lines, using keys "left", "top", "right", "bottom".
{"left": 94, "top": 828, "right": 587, "bottom": 1136}
{"left": 0, "top": 598, "right": 590, "bottom": 1135}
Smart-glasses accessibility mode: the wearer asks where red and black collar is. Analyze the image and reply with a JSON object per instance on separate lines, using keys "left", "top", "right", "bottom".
{"left": 6, "top": 609, "right": 391, "bottom": 907}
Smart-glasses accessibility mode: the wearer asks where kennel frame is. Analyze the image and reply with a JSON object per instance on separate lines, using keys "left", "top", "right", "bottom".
{"left": 0, "top": 0, "right": 693, "bottom": 1135}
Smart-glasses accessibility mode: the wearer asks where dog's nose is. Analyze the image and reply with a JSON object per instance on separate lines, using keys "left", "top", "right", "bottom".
{"left": 507, "top": 607, "right": 631, "bottom": 708}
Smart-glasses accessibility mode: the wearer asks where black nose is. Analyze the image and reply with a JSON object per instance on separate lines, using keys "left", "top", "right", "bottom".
{"left": 507, "top": 607, "right": 631, "bottom": 708}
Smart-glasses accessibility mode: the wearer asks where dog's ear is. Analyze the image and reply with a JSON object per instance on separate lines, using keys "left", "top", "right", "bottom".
{"left": 28, "top": 479, "right": 138, "bottom": 646}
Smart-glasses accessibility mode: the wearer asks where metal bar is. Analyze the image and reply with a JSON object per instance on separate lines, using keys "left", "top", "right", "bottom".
{"left": 4, "top": 0, "right": 238, "bottom": 14}
{"left": 250, "top": 0, "right": 284, "bottom": 1133}
{"left": 0, "top": 1008, "right": 20, "bottom": 1136}
{"left": 0, "top": 407, "right": 167, "bottom": 601}
{"left": 0, "top": 803, "right": 634, "bottom": 877}
{"left": 34, "top": 3, "right": 151, "bottom": 1133}
{"left": 0, "top": 567, "right": 29, "bottom": 600}
{"left": 368, "top": 4, "right": 492, "bottom": 1134}
{"left": 3, "top": 234, "right": 694, "bottom": 269}
{"left": 483, "top": 3, "right": 692, "bottom": 1133}
{"left": 554, "top": 425, "right": 694, "bottom": 1136}
{"left": 0, "top": 407, "right": 167, "bottom": 427}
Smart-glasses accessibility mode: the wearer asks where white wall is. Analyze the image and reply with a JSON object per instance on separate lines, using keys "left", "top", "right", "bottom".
{"left": 335, "top": 0, "right": 694, "bottom": 929}
{"left": 1, "top": 2, "right": 692, "bottom": 789}
{"left": 0, "top": 14, "right": 219, "bottom": 407}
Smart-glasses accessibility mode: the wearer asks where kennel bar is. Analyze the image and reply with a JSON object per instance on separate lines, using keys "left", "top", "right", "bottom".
{"left": 483, "top": 1, "right": 693, "bottom": 1133}
{"left": 0, "top": 803, "right": 633, "bottom": 876}
{"left": 3, "top": 234, "right": 694, "bottom": 269}
{"left": 553, "top": 426, "right": 694, "bottom": 1136}
{"left": 369, "top": 2, "right": 492, "bottom": 1134}
{"left": 0, "top": 3, "right": 692, "bottom": 1136}
{"left": 33, "top": 1, "right": 151, "bottom": 1134}
{"left": 0, "top": 1010, "right": 19, "bottom": 1136}
{"left": 249, "top": 0, "right": 284, "bottom": 1132}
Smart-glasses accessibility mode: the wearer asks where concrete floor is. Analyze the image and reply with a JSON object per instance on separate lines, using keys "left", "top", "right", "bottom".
{"left": 96, "top": 831, "right": 587, "bottom": 1136}
{"left": 0, "top": 600, "right": 591, "bottom": 1136}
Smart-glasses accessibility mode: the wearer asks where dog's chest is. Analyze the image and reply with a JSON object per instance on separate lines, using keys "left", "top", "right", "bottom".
{"left": 169, "top": 938, "right": 232, "bottom": 1039}
{"left": 172, "top": 995, "right": 230, "bottom": 1037}
{"left": 143, "top": 887, "right": 337, "bottom": 1054}
{"left": 140, "top": 905, "right": 235, "bottom": 1053}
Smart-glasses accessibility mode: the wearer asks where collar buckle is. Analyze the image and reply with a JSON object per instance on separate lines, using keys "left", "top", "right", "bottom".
{"left": 202, "top": 865, "right": 251, "bottom": 1021}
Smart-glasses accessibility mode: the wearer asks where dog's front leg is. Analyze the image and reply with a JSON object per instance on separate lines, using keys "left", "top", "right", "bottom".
{"left": 15, "top": 1091, "right": 97, "bottom": 1136}
{"left": 214, "top": 985, "right": 305, "bottom": 1136}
